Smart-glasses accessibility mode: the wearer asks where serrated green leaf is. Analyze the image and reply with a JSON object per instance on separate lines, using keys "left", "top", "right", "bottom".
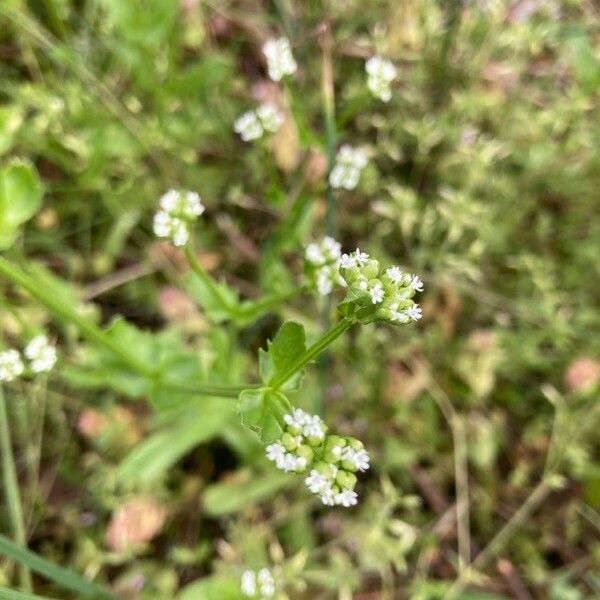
{"left": 258, "top": 321, "right": 307, "bottom": 390}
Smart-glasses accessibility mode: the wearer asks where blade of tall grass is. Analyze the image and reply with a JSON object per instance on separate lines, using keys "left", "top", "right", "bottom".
{"left": 0, "top": 534, "right": 117, "bottom": 600}
{"left": 0, "top": 587, "right": 59, "bottom": 600}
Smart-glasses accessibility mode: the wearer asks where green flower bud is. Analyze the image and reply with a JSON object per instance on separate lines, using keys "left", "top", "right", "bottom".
{"left": 336, "top": 470, "right": 357, "bottom": 490}
{"left": 315, "top": 461, "right": 336, "bottom": 480}
{"left": 341, "top": 265, "right": 361, "bottom": 285}
{"left": 362, "top": 259, "right": 380, "bottom": 279}
{"left": 281, "top": 432, "right": 300, "bottom": 451}
{"left": 296, "top": 444, "right": 315, "bottom": 466}
{"left": 347, "top": 437, "right": 365, "bottom": 451}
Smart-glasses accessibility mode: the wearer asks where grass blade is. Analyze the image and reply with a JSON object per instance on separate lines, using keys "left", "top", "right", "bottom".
{"left": 0, "top": 534, "right": 117, "bottom": 599}
{"left": 0, "top": 586, "right": 59, "bottom": 600}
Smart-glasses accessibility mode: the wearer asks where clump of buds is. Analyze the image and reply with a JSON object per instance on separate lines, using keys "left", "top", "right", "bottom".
{"left": 338, "top": 248, "right": 424, "bottom": 324}
{"left": 265, "top": 408, "right": 370, "bottom": 508}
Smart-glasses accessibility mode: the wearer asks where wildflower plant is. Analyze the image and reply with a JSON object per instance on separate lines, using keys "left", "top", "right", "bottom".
{"left": 329, "top": 145, "right": 368, "bottom": 190}
{"left": 263, "top": 37, "right": 297, "bottom": 81}
{"left": 365, "top": 56, "right": 397, "bottom": 102}
{"left": 234, "top": 104, "right": 285, "bottom": 142}
{"left": 304, "top": 236, "right": 345, "bottom": 296}
{"left": 152, "top": 189, "right": 205, "bottom": 247}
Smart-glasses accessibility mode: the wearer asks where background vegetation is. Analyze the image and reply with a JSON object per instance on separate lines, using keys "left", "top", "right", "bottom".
{"left": 0, "top": 0, "right": 599, "bottom": 598}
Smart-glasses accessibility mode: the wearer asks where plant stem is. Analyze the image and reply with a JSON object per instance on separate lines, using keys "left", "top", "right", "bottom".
{"left": 0, "top": 386, "right": 32, "bottom": 591}
{"left": 184, "top": 244, "right": 234, "bottom": 312}
{"left": 0, "top": 257, "right": 249, "bottom": 399}
{"left": 270, "top": 317, "right": 353, "bottom": 390}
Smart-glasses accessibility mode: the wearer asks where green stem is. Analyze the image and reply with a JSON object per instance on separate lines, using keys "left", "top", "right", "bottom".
{"left": 184, "top": 244, "right": 234, "bottom": 312}
{"left": 0, "top": 386, "right": 32, "bottom": 591}
{"left": 270, "top": 317, "right": 353, "bottom": 390}
{"left": 0, "top": 257, "right": 153, "bottom": 378}
{"left": 0, "top": 257, "right": 249, "bottom": 399}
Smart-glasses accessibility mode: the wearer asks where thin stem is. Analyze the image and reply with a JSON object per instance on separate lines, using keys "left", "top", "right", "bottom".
{"left": 270, "top": 317, "right": 353, "bottom": 390}
{"left": 0, "top": 257, "right": 250, "bottom": 399}
{"left": 184, "top": 244, "right": 234, "bottom": 312}
{"left": 0, "top": 386, "right": 32, "bottom": 591}
{"left": 0, "top": 257, "right": 153, "bottom": 378}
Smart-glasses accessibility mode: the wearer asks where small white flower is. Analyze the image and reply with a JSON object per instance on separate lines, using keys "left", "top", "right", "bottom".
{"left": 241, "top": 570, "right": 257, "bottom": 596}
{"left": 335, "top": 489, "right": 358, "bottom": 507}
{"left": 408, "top": 274, "right": 424, "bottom": 292}
{"left": 353, "top": 248, "right": 370, "bottom": 266}
{"left": 263, "top": 37, "right": 297, "bottom": 81}
{"left": 365, "top": 56, "right": 397, "bottom": 102}
{"left": 24, "top": 335, "right": 57, "bottom": 373}
{"left": 266, "top": 442, "right": 286, "bottom": 464}
{"left": 317, "top": 267, "right": 333, "bottom": 296}
{"left": 305, "top": 243, "right": 325, "bottom": 265}
{"left": 390, "top": 304, "right": 410, "bottom": 323}
{"left": 283, "top": 408, "right": 308, "bottom": 429}
{"left": 320, "top": 484, "right": 336, "bottom": 506}
{"left": 329, "top": 146, "right": 368, "bottom": 190}
{"left": 0, "top": 349, "right": 24, "bottom": 382}
{"left": 339, "top": 253, "right": 357, "bottom": 269}
{"left": 256, "top": 103, "right": 284, "bottom": 133}
{"left": 305, "top": 470, "right": 329, "bottom": 494}
{"left": 303, "top": 415, "right": 325, "bottom": 440}
{"left": 281, "top": 453, "right": 300, "bottom": 472}
{"left": 407, "top": 304, "right": 423, "bottom": 321}
{"left": 385, "top": 266, "right": 404, "bottom": 283}
{"left": 257, "top": 568, "right": 275, "bottom": 597}
{"left": 369, "top": 283, "right": 385, "bottom": 304}
{"left": 234, "top": 111, "right": 264, "bottom": 141}
{"left": 153, "top": 190, "right": 204, "bottom": 246}
{"left": 343, "top": 447, "right": 370, "bottom": 472}
{"left": 322, "top": 236, "right": 342, "bottom": 260}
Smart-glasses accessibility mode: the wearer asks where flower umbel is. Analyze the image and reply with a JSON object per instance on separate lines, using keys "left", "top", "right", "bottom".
{"left": 24, "top": 335, "right": 57, "bottom": 373}
{"left": 241, "top": 567, "right": 277, "bottom": 598}
{"left": 153, "top": 190, "right": 205, "bottom": 247}
{"left": 265, "top": 408, "right": 369, "bottom": 508}
{"left": 263, "top": 37, "right": 297, "bottom": 82}
{"left": 338, "top": 249, "right": 424, "bottom": 325}
{"left": 0, "top": 349, "right": 24, "bottom": 382}
{"left": 365, "top": 56, "right": 397, "bottom": 102}
{"left": 329, "top": 145, "right": 368, "bottom": 190}
{"left": 234, "top": 103, "right": 284, "bottom": 142}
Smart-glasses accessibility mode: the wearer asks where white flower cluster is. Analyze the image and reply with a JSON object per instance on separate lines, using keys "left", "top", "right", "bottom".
{"left": 0, "top": 349, "right": 24, "bottom": 382}
{"left": 265, "top": 408, "right": 369, "bottom": 508}
{"left": 263, "top": 37, "right": 297, "bottom": 82}
{"left": 329, "top": 145, "right": 368, "bottom": 190}
{"left": 304, "top": 236, "right": 346, "bottom": 296}
{"left": 24, "top": 335, "right": 57, "bottom": 373}
{"left": 365, "top": 56, "right": 397, "bottom": 103}
{"left": 0, "top": 336, "right": 58, "bottom": 382}
{"left": 234, "top": 104, "right": 284, "bottom": 142}
{"left": 339, "top": 249, "right": 424, "bottom": 324}
{"left": 153, "top": 190, "right": 205, "bottom": 247}
{"left": 241, "top": 568, "right": 276, "bottom": 598}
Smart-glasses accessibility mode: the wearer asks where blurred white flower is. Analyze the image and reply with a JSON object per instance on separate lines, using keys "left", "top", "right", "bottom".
{"left": 0, "top": 349, "right": 24, "bottom": 382}
{"left": 329, "top": 145, "right": 368, "bottom": 190}
{"left": 234, "top": 111, "right": 263, "bottom": 141}
{"left": 153, "top": 190, "right": 204, "bottom": 247}
{"left": 256, "top": 103, "right": 284, "bottom": 133}
{"left": 263, "top": 37, "right": 297, "bottom": 81}
{"left": 24, "top": 335, "right": 57, "bottom": 373}
{"left": 335, "top": 489, "right": 358, "bottom": 507}
{"left": 407, "top": 304, "right": 423, "bottom": 321}
{"left": 234, "top": 104, "right": 284, "bottom": 142}
{"left": 369, "top": 282, "right": 385, "bottom": 304}
{"left": 366, "top": 56, "right": 397, "bottom": 102}
{"left": 305, "top": 470, "right": 329, "bottom": 494}
{"left": 241, "top": 568, "right": 276, "bottom": 598}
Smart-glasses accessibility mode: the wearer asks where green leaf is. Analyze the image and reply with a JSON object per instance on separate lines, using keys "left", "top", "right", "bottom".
{"left": 0, "top": 586, "right": 61, "bottom": 600}
{"left": 258, "top": 321, "right": 306, "bottom": 391}
{"left": 0, "top": 160, "right": 43, "bottom": 249}
{"left": 237, "top": 389, "right": 286, "bottom": 443}
{"left": 202, "top": 469, "right": 291, "bottom": 516}
{"left": 177, "top": 575, "right": 242, "bottom": 600}
{"left": 117, "top": 403, "right": 232, "bottom": 485}
{"left": 0, "top": 106, "right": 22, "bottom": 156}
{"left": 0, "top": 534, "right": 116, "bottom": 600}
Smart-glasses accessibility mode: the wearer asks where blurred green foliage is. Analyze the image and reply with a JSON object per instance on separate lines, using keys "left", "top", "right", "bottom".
{"left": 0, "top": 0, "right": 599, "bottom": 598}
